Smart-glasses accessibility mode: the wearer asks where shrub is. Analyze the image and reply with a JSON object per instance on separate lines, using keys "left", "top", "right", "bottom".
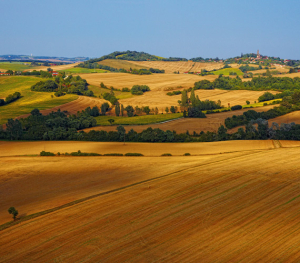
{"left": 125, "top": 153, "right": 144, "bottom": 156}
{"left": 103, "top": 153, "right": 123, "bottom": 156}
{"left": 40, "top": 151, "right": 55, "bottom": 156}
{"left": 161, "top": 153, "right": 172, "bottom": 156}
{"left": 183, "top": 153, "right": 191, "bottom": 156}
{"left": 231, "top": 105, "right": 242, "bottom": 111}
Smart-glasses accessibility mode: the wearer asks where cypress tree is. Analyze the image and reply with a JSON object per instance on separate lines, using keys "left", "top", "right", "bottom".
{"left": 181, "top": 89, "right": 188, "bottom": 107}
{"left": 115, "top": 103, "right": 120, "bottom": 116}
{"left": 121, "top": 104, "right": 124, "bottom": 116}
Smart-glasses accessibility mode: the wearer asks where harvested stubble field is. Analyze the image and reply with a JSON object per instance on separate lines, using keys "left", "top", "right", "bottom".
{"left": 128, "top": 60, "right": 224, "bottom": 73}
{"left": 118, "top": 89, "right": 279, "bottom": 110}
{"left": 29, "top": 62, "right": 80, "bottom": 72}
{"left": 86, "top": 105, "right": 275, "bottom": 133}
{"left": 16, "top": 96, "right": 110, "bottom": 119}
{"left": 79, "top": 72, "right": 219, "bottom": 91}
{"left": 2, "top": 142, "right": 300, "bottom": 262}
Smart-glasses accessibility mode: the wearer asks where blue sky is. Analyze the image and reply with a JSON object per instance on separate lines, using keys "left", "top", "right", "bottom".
{"left": 0, "top": 0, "right": 299, "bottom": 59}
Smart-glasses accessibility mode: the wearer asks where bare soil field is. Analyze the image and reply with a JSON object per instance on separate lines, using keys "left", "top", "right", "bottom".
{"left": 86, "top": 105, "right": 275, "bottom": 133}
{"left": 2, "top": 145, "right": 300, "bottom": 262}
{"left": 128, "top": 60, "right": 224, "bottom": 73}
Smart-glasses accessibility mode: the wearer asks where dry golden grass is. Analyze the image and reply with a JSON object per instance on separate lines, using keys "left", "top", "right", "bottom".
{"left": 2, "top": 143, "right": 300, "bottom": 262}
{"left": 79, "top": 72, "right": 217, "bottom": 90}
{"left": 129, "top": 60, "right": 224, "bottom": 73}
{"left": 97, "top": 59, "right": 151, "bottom": 70}
{"left": 85, "top": 105, "right": 276, "bottom": 133}
{"left": 268, "top": 110, "right": 300, "bottom": 126}
{"left": 118, "top": 89, "right": 278, "bottom": 112}
{"left": 16, "top": 96, "right": 109, "bottom": 119}
{"left": 30, "top": 62, "right": 80, "bottom": 72}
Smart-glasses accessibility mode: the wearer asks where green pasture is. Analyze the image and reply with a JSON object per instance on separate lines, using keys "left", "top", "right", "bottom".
{"left": 213, "top": 68, "right": 243, "bottom": 76}
{"left": 0, "top": 76, "right": 78, "bottom": 124}
{"left": 95, "top": 113, "right": 182, "bottom": 126}
{"left": 0, "top": 62, "right": 40, "bottom": 72}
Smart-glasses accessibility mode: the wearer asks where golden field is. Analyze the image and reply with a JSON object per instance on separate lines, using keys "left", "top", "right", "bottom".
{"left": 79, "top": 72, "right": 219, "bottom": 90}
{"left": 2, "top": 141, "right": 300, "bottom": 262}
{"left": 127, "top": 60, "right": 224, "bottom": 73}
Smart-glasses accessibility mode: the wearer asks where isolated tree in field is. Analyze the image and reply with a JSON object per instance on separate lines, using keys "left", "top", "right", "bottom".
{"left": 8, "top": 207, "right": 18, "bottom": 220}
{"left": 165, "top": 107, "right": 169, "bottom": 113}
{"left": 154, "top": 107, "right": 159, "bottom": 115}
{"left": 246, "top": 100, "right": 250, "bottom": 105}
{"left": 125, "top": 105, "right": 134, "bottom": 117}
{"left": 115, "top": 103, "right": 120, "bottom": 116}
{"left": 108, "top": 119, "right": 115, "bottom": 125}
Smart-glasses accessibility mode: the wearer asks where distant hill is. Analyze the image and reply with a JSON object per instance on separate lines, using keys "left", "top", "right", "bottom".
{"left": 86, "top": 51, "right": 188, "bottom": 64}
{"left": 0, "top": 55, "right": 89, "bottom": 63}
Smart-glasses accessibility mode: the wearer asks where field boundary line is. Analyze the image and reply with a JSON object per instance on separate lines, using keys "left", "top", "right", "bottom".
{"left": 0, "top": 150, "right": 264, "bottom": 232}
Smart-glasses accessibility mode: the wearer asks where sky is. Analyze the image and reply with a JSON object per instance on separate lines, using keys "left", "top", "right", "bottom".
{"left": 0, "top": 0, "right": 299, "bottom": 59}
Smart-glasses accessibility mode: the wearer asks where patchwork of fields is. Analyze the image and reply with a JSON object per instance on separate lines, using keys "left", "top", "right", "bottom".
{"left": 2, "top": 143, "right": 300, "bottom": 261}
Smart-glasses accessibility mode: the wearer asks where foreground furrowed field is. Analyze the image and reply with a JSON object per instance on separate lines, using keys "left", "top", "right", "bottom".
{"left": 2, "top": 143, "right": 300, "bottom": 262}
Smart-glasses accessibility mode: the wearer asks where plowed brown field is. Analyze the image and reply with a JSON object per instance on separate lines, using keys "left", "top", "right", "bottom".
{"left": 86, "top": 105, "right": 275, "bottom": 133}
{"left": 2, "top": 144, "right": 300, "bottom": 262}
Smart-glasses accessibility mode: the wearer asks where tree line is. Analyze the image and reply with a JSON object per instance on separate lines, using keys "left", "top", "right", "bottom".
{"left": 0, "top": 92, "right": 21, "bottom": 106}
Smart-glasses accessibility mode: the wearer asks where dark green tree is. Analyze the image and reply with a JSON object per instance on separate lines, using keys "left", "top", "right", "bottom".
{"left": 125, "top": 105, "right": 134, "bottom": 117}
{"left": 8, "top": 207, "right": 18, "bottom": 220}
{"left": 115, "top": 103, "right": 120, "bottom": 116}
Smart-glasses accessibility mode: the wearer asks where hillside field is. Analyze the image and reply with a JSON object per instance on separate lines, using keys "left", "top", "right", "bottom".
{"left": 0, "top": 62, "right": 40, "bottom": 72}
{"left": 86, "top": 105, "right": 276, "bottom": 133}
{"left": 128, "top": 60, "right": 224, "bottom": 73}
{"left": 0, "top": 76, "right": 78, "bottom": 124}
{"left": 2, "top": 141, "right": 300, "bottom": 261}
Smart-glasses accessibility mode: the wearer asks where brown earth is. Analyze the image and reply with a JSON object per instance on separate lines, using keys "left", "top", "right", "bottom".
{"left": 2, "top": 144, "right": 300, "bottom": 261}
{"left": 85, "top": 105, "right": 276, "bottom": 133}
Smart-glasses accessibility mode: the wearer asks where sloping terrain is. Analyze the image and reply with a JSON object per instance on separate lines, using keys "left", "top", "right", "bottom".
{"left": 2, "top": 145, "right": 300, "bottom": 262}
{"left": 86, "top": 105, "right": 275, "bottom": 133}
{"left": 129, "top": 60, "right": 224, "bottom": 73}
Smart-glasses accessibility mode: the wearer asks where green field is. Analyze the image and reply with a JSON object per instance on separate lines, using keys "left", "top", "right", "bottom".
{"left": 59, "top": 68, "right": 109, "bottom": 74}
{"left": 95, "top": 113, "right": 183, "bottom": 126}
{"left": 0, "top": 62, "right": 40, "bottom": 72}
{"left": 0, "top": 76, "right": 78, "bottom": 124}
{"left": 88, "top": 85, "right": 134, "bottom": 99}
{"left": 212, "top": 68, "right": 243, "bottom": 76}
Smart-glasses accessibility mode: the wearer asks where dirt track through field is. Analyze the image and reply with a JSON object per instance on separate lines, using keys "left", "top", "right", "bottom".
{"left": 2, "top": 145, "right": 300, "bottom": 262}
